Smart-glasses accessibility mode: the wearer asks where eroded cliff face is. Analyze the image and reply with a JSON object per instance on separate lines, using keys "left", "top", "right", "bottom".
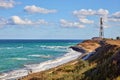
{"left": 83, "top": 40, "right": 120, "bottom": 80}
{"left": 70, "top": 40, "right": 100, "bottom": 53}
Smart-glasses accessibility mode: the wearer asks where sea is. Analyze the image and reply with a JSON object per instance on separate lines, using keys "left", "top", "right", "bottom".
{"left": 0, "top": 40, "right": 83, "bottom": 80}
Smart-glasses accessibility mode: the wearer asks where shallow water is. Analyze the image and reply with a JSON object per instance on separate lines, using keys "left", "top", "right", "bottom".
{"left": 0, "top": 40, "right": 82, "bottom": 79}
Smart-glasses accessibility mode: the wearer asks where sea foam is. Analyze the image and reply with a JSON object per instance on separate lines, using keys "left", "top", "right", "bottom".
{"left": 0, "top": 48, "right": 81, "bottom": 80}
{"left": 11, "top": 58, "right": 28, "bottom": 61}
{"left": 28, "top": 54, "right": 51, "bottom": 58}
{"left": 40, "top": 45, "right": 68, "bottom": 50}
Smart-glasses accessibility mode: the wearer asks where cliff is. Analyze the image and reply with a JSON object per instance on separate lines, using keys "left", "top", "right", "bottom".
{"left": 82, "top": 40, "right": 120, "bottom": 80}
{"left": 20, "top": 40, "right": 120, "bottom": 80}
{"left": 70, "top": 40, "right": 100, "bottom": 53}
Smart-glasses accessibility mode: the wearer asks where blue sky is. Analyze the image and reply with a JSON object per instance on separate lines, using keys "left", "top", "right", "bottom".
{"left": 0, "top": 0, "right": 120, "bottom": 39}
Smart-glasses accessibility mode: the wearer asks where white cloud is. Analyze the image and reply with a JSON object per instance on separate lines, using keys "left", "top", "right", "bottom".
{"left": 96, "top": 9, "right": 109, "bottom": 16}
{"left": 0, "top": 16, "right": 49, "bottom": 26}
{"left": 73, "top": 9, "right": 109, "bottom": 18}
{"left": 0, "top": 17, "right": 7, "bottom": 25}
{"left": 0, "top": 0, "right": 16, "bottom": 8}
{"left": 72, "top": 9, "right": 111, "bottom": 28}
{"left": 9, "top": 16, "right": 33, "bottom": 25}
{"left": 35, "top": 19, "right": 48, "bottom": 25}
{"left": 108, "top": 18, "right": 120, "bottom": 22}
{"left": 24, "top": 5, "right": 57, "bottom": 14}
{"left": 111, "top": 11, "right": 120, "bottom": 18}
{"left": 108, "top": 11, "right": 120, "bottom": 22}
{"left": 73, "top": 9, "right": 96, "bottom": 18}
{"left": 9, "top": 16, "right": 49, "bottom": 25}
{"left": 79, "top": 18, "right": 94, "bottom": 24}
{"left": 60, "top": 19, "right": 84, "bottom": 28}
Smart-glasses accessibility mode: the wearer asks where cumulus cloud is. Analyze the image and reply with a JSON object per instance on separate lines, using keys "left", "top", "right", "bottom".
{"left": 24, "top": 5, "right": 57, "bottom": 14}
{"left": 0, "top": 0, "right": 16, "bottom": 8}
{"left": 108, "top": 11, "right": 120, "bottom": 22}
{"left": 60, "top": 9, "right": 110, "bottom": 28}
{"left": 9, "top": 16, "right": 33, "bottom": 25}
{"left": 73, "top": 9, "right": 109, "bottom": 18}
{"left": 111, "top": 11, "right": 120, "bottom": 18}
{"left": 79, "top": 18, "right": 94, "bottom": 24}
{"left": 60, "top": 19, "right": 85, "bottom": 28}
{"left": 73, "top": 9, "right": 96, "bottom": 18}
{"left": 96, "top": 9, "right": 109, "bottom": 16}
{"left": 108, "top": 18, "right": 120, "bottom": 22}
{"left": 9, "top": 16, "right": 49, "bottom": 25}
{"left": 0, "top": 16, "right": 49, "bottom": 26}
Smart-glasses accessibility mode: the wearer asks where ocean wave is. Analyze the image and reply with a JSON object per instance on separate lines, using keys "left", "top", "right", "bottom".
{"left": 40, "top": 45, "right": 68, "bottom": 50}
{"left": 25, "top": 49, "right": 81, "bottom": 72}
{"left": 0, "top": 69, "right": 28, "bottom": 80}
{"left": 11, "top": 58, "right": 28, "bottom": 61}
{"left": 28, "top": 54, "right": 51, "bottom": 58}
{"left": 0, "top": 46, "right": 23, "bottom": 50}
{"left": 0, "top": 47, "right": 13, "bottom": 50}
{"left": 0, "top": 49, "right": 82, "bottom": 80}
{"left": 16, "top": 46, "right": 24, "bottom": 49}
{"left": 0, "top": 73, "right": 7, "bottom": 79}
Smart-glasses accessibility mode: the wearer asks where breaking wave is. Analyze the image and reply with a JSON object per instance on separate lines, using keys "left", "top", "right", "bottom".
{"left": 0, "top": 48, "right": 82, "bottom": 80}
{"left": 28, "top": 54, "right": 51, "bottom": 58}
{"left": 11, "top": 58, "right": 28, "bottom": 61}
{"left": 40, "top": 45, "right": 68, "bottom": 50}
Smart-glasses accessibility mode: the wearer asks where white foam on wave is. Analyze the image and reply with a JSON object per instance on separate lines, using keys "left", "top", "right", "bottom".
{"left": 0, "top": 46, "right": 23, "bottom": 50}
{"left": 0, "top": 48, "right": 82, "bottom": 80}
{"left": 0, "top": 73, "right": 7, "bottom": 79}
{"left": 16, "top": 46, "right": 24, "bottom": 49}
{"left": 11, "top": 58, "right": 28, "bottom": 61}
{"left": 28, "top": 54, "right": 51, "bottom": 58}
{"left": 26, "top": 49, "right": 81, "bottom": 73}
{"left": 0, "top": 47, "right": 13, "bottom": 50}
{"left": 40, "top": 45, "right": 68, "bottom": 50}
{"left": 0, "top": 69, "right": 28, "bottom": 80}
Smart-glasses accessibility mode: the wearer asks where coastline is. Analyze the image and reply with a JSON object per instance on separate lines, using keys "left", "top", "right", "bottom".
{"left": 2, "top": 39, "right": 120, "bottom": 80}
{"left": 19, "top": 40, "right": 100, "bottom": 80}
{"left": 20, "top": 39, "right": 120, "bottom": 80}
{"left": 0, "top": 48, "right": 83, "bottom": 80}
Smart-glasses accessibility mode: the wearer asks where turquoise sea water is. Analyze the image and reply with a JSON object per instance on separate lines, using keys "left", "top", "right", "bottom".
{"left": 0, "top": 40, "right": 82, "bottom": 74}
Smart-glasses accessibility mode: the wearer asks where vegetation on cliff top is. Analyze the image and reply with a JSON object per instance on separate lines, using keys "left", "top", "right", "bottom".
{"left": 21, "top": 40, "right": 120, "bottom": 80}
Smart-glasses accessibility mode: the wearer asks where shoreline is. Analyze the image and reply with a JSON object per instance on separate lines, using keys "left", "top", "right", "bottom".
{"left": 0, "top": 39, "right": 101, "bottom": 80}
{"left": 0, "top": 48, "right": 83, "bottom": 80}
{"left": 14, "top": 39, "right": 120, "bottom": 80}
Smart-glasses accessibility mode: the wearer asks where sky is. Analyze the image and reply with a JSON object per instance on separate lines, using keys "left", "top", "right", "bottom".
{"left": 0, "top": 0, "right": 120, "bottom": 39}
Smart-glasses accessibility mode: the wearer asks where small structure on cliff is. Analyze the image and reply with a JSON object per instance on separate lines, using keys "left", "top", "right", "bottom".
{"left": 92, "top": 37, "right": 102, "bottom": 41}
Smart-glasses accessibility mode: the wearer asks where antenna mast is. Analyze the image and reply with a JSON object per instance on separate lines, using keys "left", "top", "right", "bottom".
{"left": 99, "top": 17, "right": 104, "bottom": 38}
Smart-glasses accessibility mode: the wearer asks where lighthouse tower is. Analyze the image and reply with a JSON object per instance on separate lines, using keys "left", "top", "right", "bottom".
{"left": 99, "top": 17, "right": 104, "bottom": 39}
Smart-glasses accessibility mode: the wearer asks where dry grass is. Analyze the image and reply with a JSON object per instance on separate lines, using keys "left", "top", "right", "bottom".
{"left": 77, "top": 40, "right": 100, "bottom": 52}
{"left": 106, "top": 40, "right": 120, "bottom": 46}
